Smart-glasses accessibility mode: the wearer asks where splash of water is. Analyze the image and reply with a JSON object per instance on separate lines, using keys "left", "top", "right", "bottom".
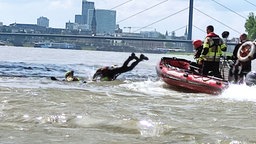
{"left": 120, "top": 80, "right": 170, "bottom": 96}
{"left": 220, "top": 83, "right": 256, "bottom": 102}
{"left": 138, "top": 119, "right": 170, "bottom": 137}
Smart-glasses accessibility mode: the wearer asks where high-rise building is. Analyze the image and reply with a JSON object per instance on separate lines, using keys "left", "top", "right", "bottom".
{"left": 81, "top": 0, "right": 94, "bottom": 24}
{"left": 37, "top": 16, "right": 49, "bottom": 28}
{"left": 91, "top": 9, "right": 97, "bottom": 35}
{"left": 88, "top": 9, "right": 116, "bottom": 35}
{"left": 75, "top": 15, "right": 83, "bottom": 24}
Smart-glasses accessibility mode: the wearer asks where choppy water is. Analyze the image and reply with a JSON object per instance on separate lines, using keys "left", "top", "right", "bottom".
{"left": 0, "top": 46, "right": 256, "bottom": 144}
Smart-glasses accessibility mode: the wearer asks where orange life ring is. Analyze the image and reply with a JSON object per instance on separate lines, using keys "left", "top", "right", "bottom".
{"left": 237, "top": 41, "right": 255, "bottom": 62}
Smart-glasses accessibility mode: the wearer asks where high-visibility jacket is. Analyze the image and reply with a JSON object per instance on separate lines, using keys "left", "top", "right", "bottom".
{"left": 202, "top": 32, "right": 227, "bottom": 62}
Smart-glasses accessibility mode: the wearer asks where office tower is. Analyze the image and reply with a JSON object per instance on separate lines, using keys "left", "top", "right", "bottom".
{"left": 75, "top": 15, "right": 83, "bottom": 24}
{"left": 91, "top": 9, "right": 97, "bottom": 35}
{"left": 81, "top": 0, "right": 95, "bottom": 24}
{"left": 88, "top": 9, "right": 116, "bottom": 35}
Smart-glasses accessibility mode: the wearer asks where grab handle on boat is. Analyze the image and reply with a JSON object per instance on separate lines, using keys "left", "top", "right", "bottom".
{"left": 183, "top": 73, "right": 188, "bottom": 77}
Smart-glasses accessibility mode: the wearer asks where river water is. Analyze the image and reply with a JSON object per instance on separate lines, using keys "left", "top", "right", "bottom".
{"left": 0, "top": 46, "right": 256, "bottom": 144}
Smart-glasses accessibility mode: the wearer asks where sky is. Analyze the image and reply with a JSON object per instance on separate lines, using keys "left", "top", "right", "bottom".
{"left": 0, "top": 0, "right": 255, "bottom": 39}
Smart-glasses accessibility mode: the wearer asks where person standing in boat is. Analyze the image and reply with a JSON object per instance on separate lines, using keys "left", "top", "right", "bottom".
{"left": 229, "top": 33, "right": 252, "bottom": 83}
{"left": 200, "top": 25, "right": 227, "bottom": 78}
{"left": 190, "top": 39, "right": 204, "bottom": 73}
{"left": 92, "top": 53, "right": 149, "bottom": 81}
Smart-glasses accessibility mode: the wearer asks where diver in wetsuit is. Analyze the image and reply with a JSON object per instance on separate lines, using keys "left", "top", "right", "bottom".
{"left": 245, "top": 71, "right": 256, "bottom": 86}
{"left": 92, "top": 53, "right": 149, "bottom": 81}
{"left": 50, "top": 70, "right": 86, "bottom": 83}
{"left": 65, "top": 70, "right": 80, "bottom": 81}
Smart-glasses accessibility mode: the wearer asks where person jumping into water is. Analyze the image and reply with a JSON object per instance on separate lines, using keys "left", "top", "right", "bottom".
{"left": 92, "top": 53, "right": 149, "bottom": 81}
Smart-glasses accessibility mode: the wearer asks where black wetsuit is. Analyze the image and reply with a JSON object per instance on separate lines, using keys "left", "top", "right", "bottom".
{"left": 245, "top": 71, "right": 256, "bottom": 86}
{"left": 93, "top": 56, "right": 142, "bottom": 81}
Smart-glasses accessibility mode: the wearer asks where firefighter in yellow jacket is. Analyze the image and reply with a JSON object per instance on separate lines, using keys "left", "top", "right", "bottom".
{"left": 200, "top": 25, "right": 227, "bottom": 78}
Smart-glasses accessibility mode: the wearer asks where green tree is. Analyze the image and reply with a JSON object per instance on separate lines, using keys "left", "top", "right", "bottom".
{"left": 245, "top": 12, "right": 256, "bottom": 40}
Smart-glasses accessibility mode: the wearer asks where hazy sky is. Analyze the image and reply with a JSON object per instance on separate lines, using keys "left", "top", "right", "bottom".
{"left": 0, "top": 0, "right": 255, "bottom": 39}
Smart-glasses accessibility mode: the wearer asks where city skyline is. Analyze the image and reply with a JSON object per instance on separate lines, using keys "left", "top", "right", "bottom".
{"left": 0, "top": 0, "right": 255, "bottom": 39}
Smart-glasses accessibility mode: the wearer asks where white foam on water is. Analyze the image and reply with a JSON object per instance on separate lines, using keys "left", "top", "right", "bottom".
{"left": 137, "top": 119, "right": 170, "bottom": 137}
{"left": 220, "top": 83, "right": 256, "bottom": 102}
{"left": 120, "top": 79, "right": 170, "bottom": 96}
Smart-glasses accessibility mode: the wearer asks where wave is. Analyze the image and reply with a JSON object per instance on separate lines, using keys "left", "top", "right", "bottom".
{"left": 0, "top": 61, "right": 157, "bottom": 89}
{"left": 220, "top": 84, "right": 256, "bottom": 102}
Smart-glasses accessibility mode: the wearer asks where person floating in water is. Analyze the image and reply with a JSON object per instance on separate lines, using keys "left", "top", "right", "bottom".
{"left": 51, "top": 70, "right": 86, "bottom": 83}
{"left": 92, "top": 53, "right": 149, "bottom": 81}
{"left": 65, "top": 70, "right": 80, "bottom": 81}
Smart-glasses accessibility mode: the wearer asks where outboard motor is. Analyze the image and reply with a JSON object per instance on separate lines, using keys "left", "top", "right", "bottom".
{"left": 245, "top": 71, "right": 256, "bottom": 86}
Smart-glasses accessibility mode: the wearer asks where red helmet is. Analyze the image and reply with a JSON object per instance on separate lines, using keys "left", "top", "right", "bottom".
{"left": 192, "top": 40, "right": 202, "bottom": 49}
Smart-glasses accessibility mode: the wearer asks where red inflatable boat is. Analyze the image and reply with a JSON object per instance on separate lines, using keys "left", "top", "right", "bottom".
{"left": 156, "top": 57, "right": 229, "bottom": 95}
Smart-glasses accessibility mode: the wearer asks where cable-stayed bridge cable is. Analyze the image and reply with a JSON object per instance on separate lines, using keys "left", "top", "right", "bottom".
{"left": 172, "top": 26, "right": 187, "bottom": 32}
{"left": 117, "top": 0, "right": 168, "bottom": 23}
{"left": 243, "top": 0, "right": 256, "bottom": 8}
{"left": 193, "top": 25, "right": 206, "bottom": 34}
{"left": 211, "top": 0, "right": 247, "bottom": 19}
{"left": 194, "top": 7, "right": 241, "bottom": 34}
{"left": 133, "top": 7, "right": 188, "bottom": 33}
{"left": 111, "top": 0, "right": 133, "bottom": 10}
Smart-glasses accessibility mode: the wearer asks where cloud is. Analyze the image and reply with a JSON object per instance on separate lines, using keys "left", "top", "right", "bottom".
{"left": 0, "top": 0, "right": 81, "bottom": 28}
{"left": 48, "top": 0, "right": 76, "bottom": 9}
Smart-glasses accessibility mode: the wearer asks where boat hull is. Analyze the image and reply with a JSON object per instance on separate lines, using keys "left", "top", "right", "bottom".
{"left": 156, "top": 57, "right": 229, "bottom": 95}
